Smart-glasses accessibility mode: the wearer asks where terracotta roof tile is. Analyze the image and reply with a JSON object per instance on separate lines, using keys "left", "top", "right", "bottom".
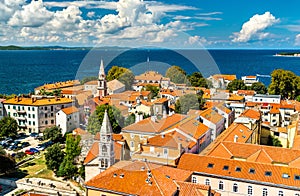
{"left": 122, "top": 114, "right": 187, "bottom": 134}
{"left": 107, "top": 79, "right": 125, "bottom": 91}
{"left": 239, "top": 109, "right": 261, "bottom": 120}
{"left": 72, "top": 128, "right": 89, "bottom": 136}
{"left": 237, "top": 90, "right": 256, "bottom": 96}
{"left": 178, "top": 154, "right": 300, "bottom": 188}
{"left": 61, "top": 106, "right": 79, "bottom": 115}
{"left": 84, "top": 142, "right": 99, "bottom": 164}
{"left": 199, "top": 108, "right": 224, "bottom": 124}
{"left": 4, "top": 97, "right": 73, "bottom": 106}
{"left": 176, "top": 181, "right": 209, "bottom": 196}
{"left": 153, "top": 97, "right": 169, "bottom": 104}
{"left": 86, "top": 161, "right": 192, "bottom": 195}
{"left": 212, "top": 74, "right": 236, "bottom": 81}
{"left": 147, "top": 134, "right": 179, "bottom": 148}
{"left": 207, "top": 142, "right": 300, "bottom": 168}
{"left": 35, "top": 80, "right": 80, "bottom": 91}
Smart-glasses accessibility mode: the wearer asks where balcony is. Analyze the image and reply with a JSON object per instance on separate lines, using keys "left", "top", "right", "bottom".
{"left": 17, "top": 110, "right": 26, "bottom": 114}
{"left": 19, "top": 124, "right": 27, "bottom": 128}
{"left": 16, "top": 116, "right": 26, "bottom": 121}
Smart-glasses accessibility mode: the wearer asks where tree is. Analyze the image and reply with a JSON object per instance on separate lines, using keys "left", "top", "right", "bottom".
{"left": 45, "top": 143, "right": 65, "bottom": 173}
{"left": 107, "top": 66, "right": 135, "bottom": 90}
{"left": 57, "top": 134, "right": 81, "bottom": 179}
{"left": 226, "top": 79, "right": 247, "bottom": 92}
{"left": 65, "top": 134, "right": 81, "bottom": 160}
{"left": 143, "top": 84, "right": 159, "bottom": 98}
{"left": 52, "top": 88, "right": 62, "bottom": 96}
{"left": 57, "top": 157, "right": 77, "bottom": 179}
{"left": 0, "top": 116, "right": 18, "bottom": 138}
{"left": 87, "top": 104, "right": 123, "bottom": 134}
{"left": 268, "top": 69, "right": 300, "bottom": 99}
{"left": 124, "top": 113, "right": 136, "bottom": 126}
{"left": 250, "top": 82, "right": 267, "bottom": 94}
{"left": 0, "top": 146, "right": 6, "bottom": 156}
{"left": 187, "top": 72, "right": 208, "bottom": 88}
{"left": 175, "top": 94, "right": 204, "bottom": 114}
{"left": 267, "top": 135, "right": 283, "bottom": 147}
{"left": 43, "top": 126, "right": 62, "bottom": 142}
{"left": 0, "top": 154, "right": 16, "bottom": 174}
{"left": 165, "top": 66, "right": 187, "bottom": 84}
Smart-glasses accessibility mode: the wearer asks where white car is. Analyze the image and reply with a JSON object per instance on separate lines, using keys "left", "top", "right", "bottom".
{"left": 36, "top": 145, "right": 45, "bottom": 151}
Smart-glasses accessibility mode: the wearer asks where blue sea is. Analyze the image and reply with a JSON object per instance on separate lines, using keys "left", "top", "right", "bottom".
{"left": 1, "top": 49, "right": 300, "bottom": 95}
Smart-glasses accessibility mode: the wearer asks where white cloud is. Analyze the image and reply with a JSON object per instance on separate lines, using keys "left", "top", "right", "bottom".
{"left": 44, "top": 1, "right": 117, "bottom": 10}
{"left": 0, "top": 0, "right": 202, "bottom": 47}
{"left": 186, "top": 35, "right": 210, "bottom": 46}
{"left": 232, "top": 12, "right": 279, "bottom": 42}
{"left": 8, "top": 0, "right": 53, "bottom": 27}
{"left": 0, "top": 0, "right": 25, "bottom": 21}
{"left": 295, "top": 34, "right": 300, "bottom": 46}
{"left": 87, "top": 11, "right": 95, "bottom": 18}
{"left": 197, "top": 12, "right": 222, "bottom": 16}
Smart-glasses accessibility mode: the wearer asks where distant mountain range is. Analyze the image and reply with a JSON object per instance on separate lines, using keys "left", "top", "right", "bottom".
{"left": 0, "top": 45, "right": 130, "bottom": 50}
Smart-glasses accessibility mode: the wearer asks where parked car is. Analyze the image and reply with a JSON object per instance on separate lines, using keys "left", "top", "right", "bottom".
{"left": 8, "top": 144, "right": 18, "bottom": 151}
{"left": 30, "top": 132, "right": 39, "bottom": 138}
{"left": 36, "top": 145, "right": 45, "bottom": 151}
{"left": 29, "top": 148, "right": 40, "bottom": 154}
{"left": 25, "top": 149, "right": 34, "bottom": 155}
{"left": 21, "top": 142, "right": 30, "bottom": 148}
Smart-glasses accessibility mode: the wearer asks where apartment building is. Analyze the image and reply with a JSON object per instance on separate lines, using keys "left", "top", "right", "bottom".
{"left": 3, "top": 96, "right": 73, "bottom": 133}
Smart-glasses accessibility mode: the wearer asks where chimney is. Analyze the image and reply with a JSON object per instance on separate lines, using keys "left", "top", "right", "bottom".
{"left": 234, "top": 135, "right": 238, "bottom": 143}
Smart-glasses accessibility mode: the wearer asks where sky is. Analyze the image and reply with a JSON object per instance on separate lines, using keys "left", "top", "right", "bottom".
{"left": 1, "top": 0, "right": 300, "bottom": 48}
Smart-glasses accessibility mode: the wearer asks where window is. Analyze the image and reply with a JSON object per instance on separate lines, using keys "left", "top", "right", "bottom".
{"left": 33, "top": 121, "right": 35, "bottom": 126}
{"left": 235, "top": 167, "right": 241, "bottom": 172}
{"left": 28, "top": 121, "right": 31, "bottom": 125}
{"left": 295, "top": 175, "right": 300, "bottom": 180}
{"left": 28, "top": 107, "right": 30, "bottom": 111}
{"left": 265, "top": 171, "right": 272, "bottom": 176}
{"left": 282, "top": 173, "right": 289, "bottom": 179}
{"left": 130, "top": 141, "right": 134, "bottom": 148}
{"left": 295, "top": 194, "right": 300, "bottom": 196}
{"left": 32, "top": 114, "right": 35, "bottom": 118}
{"left": 262, "top": 188, "right": 268, "bottom": 196}
{"left": 218, "top": 181, "right": 224, "bottom": 190}
{"left": 32, "top": 107, "right": 35, "bottom": 111}
{"left": 45, "top": 120, "right": 48, "bottom": 125}
{"left": 207, "top": 163, "right": 214, "bottom": 168}
{"left": 13, "top": 106, "right": 16, "bottom": 109}
{"left": 248, "top": 186, "right": 253, "bottom": 195}
{"left": 28, "top": 114, "right": 31, "bottom": 118}
{"left": 163, "top": 148, "right": 168, "bottom": 155}
{"left": 205, "top": 179, "right": 210, "bottom": 186}
{"left": 51, "top": 120, "right": 54, "bottom": 124}
{"left": 233, "top": 183, "right": 238, "bottom": 193}
{"left": 223, "top": 165, "right": 229, "bottom": 170}
{"left": 192, "top": 176, "right": 197, "bottom": 183}
{"left": 8, "top": 106, "right": 10, "bottom": 109}
{"left": 45, "top": 106, "right": 47, "bottom": 110}
{"left": 278, "top": 191, "right": 284, "bottom": 196}
{"left": 249, "top": 168, "right": 255, "bottom": 174}
{"left": 45, "top": 114, "right": 47, "bottom": 118}
{"left": 274, "top": 132, "right": 279, "bottom": 137}
{"left": 102, "top": 145, "right": 107, "bottom": 153}
{"left": 51, "top": 106, "right": 53, "bottom": 111}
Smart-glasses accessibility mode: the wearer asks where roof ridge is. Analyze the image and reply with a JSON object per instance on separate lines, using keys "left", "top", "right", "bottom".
{"left": 145, "top": 162, "right": 165, "bottom": 196}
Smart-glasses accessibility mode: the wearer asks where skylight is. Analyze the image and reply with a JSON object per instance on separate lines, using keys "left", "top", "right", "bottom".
{"left": 223, "top": 165, "right": 229, "bottom": 170}
{"left": 282, "top": 173, "right": 290, "bottom": 179}
{"left": 249, "top": 168, "right": 255, "bottom": 174}
{"left": 265, "top": 171, "right": 272, "bottom": 176}
{"left": 207, "top": 163, "right": 214, "bottom": 168}
{"left": 295, "top": 175, "right": 300, "bottom": 180}
{"left": 235, "top": 167, "right": 241, "bottom": 172}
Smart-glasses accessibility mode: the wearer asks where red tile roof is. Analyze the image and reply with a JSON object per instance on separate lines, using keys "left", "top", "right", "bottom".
{"left": 61, "top": 106, "right": 79, "bottom": 115}
{"left": 86, "top": 161, "right": 192, "bottom": 195}
{"left": 122, "top": 114, "right": 187, "bottom": 134}
{"left": 84, "top": 142, "right": 99, "bottom": 164}
{"left": 178, "top": 154, "right": 300, "bottom": 188}
{"left": 239, "top": 109, "right": 261, "bottom": 120}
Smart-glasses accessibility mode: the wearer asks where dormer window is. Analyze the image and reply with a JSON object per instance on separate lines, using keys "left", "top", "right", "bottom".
{"left": 249, "top": 168, "right": 255, "bottom": 174}
{"left": 207, "top": 163, "right": 214, "bottom": 168}
{"left": 265, "top": 171, "right": 272, "bottom": 176}
{"left": 223, "top": 165, "right": 229, "bottom": 170}
{"left": 235, "top": 167, "right": 241, "bottom": 172}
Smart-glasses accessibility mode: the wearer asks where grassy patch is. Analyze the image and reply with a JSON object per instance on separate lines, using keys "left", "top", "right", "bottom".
{"left": 19, "top": 154, "right": 56, "bottom": 180}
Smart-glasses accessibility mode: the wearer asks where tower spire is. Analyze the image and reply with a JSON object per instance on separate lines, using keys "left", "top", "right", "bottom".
{"left": 97, "top": 59, "right": 108, "bottom": 98}
{"left": 99, "top": 59, "right": 105, "bottom": 79}
{"left": 100, "top": 109, "right": 113, "bottom": 134}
